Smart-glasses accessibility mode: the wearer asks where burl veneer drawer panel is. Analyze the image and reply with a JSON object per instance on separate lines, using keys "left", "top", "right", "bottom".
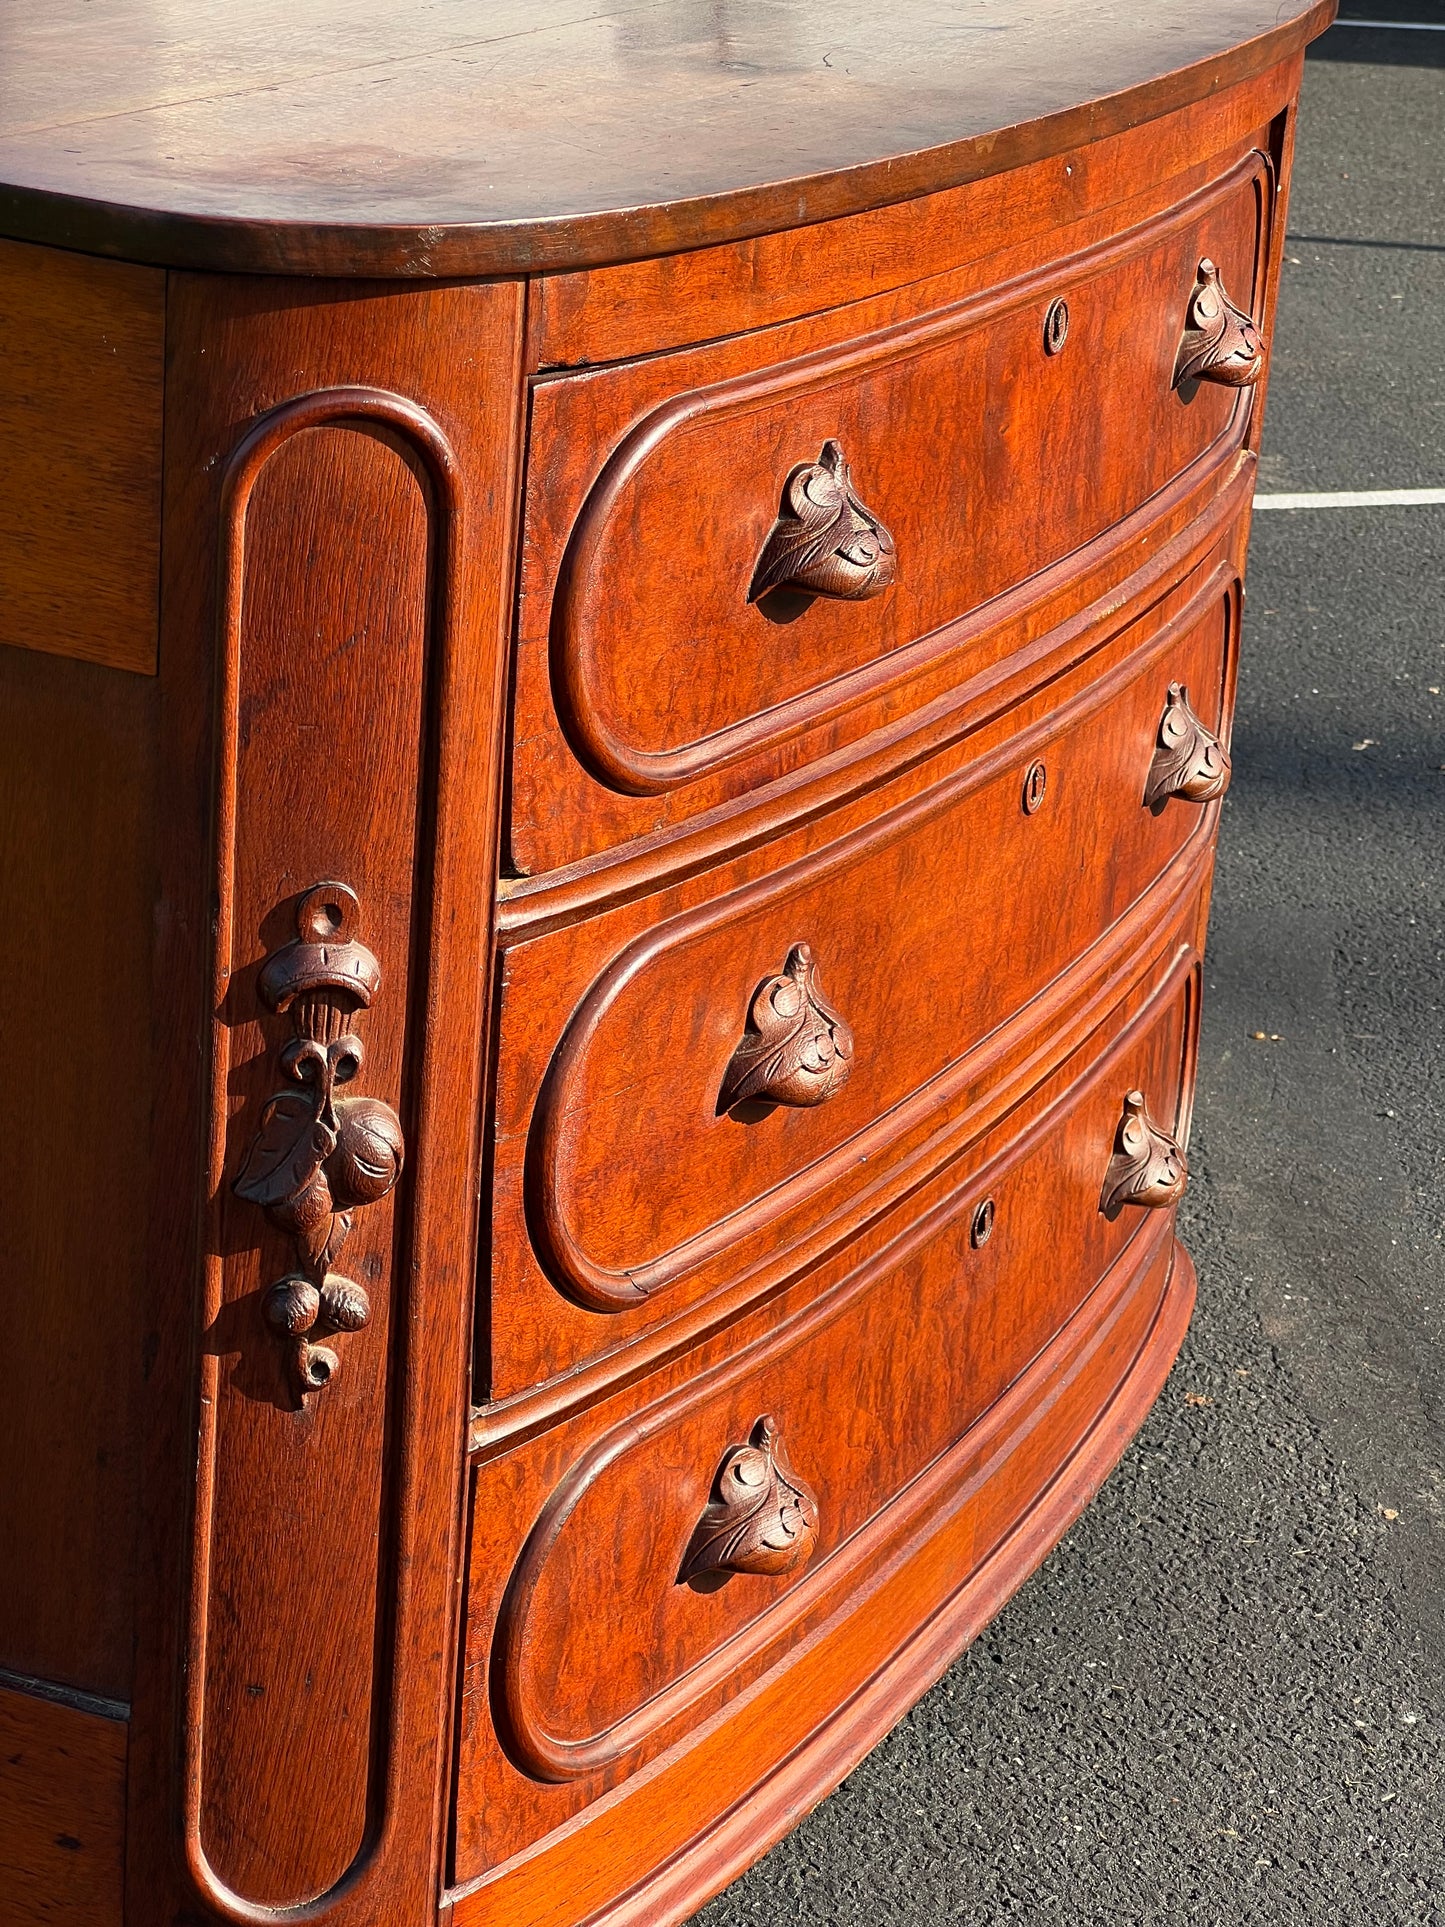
{"left": 484, "top": 556, "right": 1237, "bottom": 1400}
{"left": 456, "top": 923, "right": 1199, "bottom": 1884}
{"left": 509, "top": 150, "right": 1269, "bottom": 875}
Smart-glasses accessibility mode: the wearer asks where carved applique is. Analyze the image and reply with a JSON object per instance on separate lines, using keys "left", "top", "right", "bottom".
{"left": 719, "top": 942, "right": 854, "bottom": 1112}
{"left": 1099, "top": 1090, "right": 1188, "bottom": 1219}
{"left": 1174, "top": 258, "right": 1264, "bottom": 389}
{"left": 1144, "top": 681, "right": 1232, "bottom": 810}
{"left": 681, "top": 1415, "right": 819, "bottom": 1585}
{"left": 748, "top": 439, "right": 896, "bottom": 603}
{"left": 234, "top": 882, "right": 404, "bottom": 1400}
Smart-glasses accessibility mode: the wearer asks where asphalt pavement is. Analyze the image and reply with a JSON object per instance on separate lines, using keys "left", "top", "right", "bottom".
{"left": 695, "top": 19, "right": 1445, "bottom": 1923}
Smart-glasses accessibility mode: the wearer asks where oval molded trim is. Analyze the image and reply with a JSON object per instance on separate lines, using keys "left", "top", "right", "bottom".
{"left": 185, "top": 387, "right": 461, "bottom": 1925}
{"left": 548, "top": 153, "right": 1266, "bottom": 797}
{"left": 496, "top": 954, "right": 1194, "bottom": 1783}
{"left": 502, "top": 451, "right": 1253, "bottom": 939}
{"left": 527, "top": 567, "right": 1236, "bottom": 1314}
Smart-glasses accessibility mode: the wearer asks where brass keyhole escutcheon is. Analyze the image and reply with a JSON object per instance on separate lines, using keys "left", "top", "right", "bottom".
{"left": 1043, "top": 298, "right": 1069, "bottom": 356}
{"left": 971, "top": 1197, "right": 996, "bottom": 1247}
{"left": 1022, "top": 760, "right": 1048, "bottom": 815}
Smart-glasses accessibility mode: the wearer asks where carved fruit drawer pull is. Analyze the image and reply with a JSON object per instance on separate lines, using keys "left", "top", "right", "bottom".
{"left": 719, "top": 941, "right": 854, "bottom": 1111}
{"left": 748, "top": 438, "right": 897, "bottom": 603}
{"left": 233, "top": 882, "right": 404, "bottom": 1400}
{"left": 1144, "top": 681, "right": 1231, "bottom": 809}
{"left": 1174, "top": 257, "right": 1264, "bottom": 388}
{"left": 1099, "top": 1090, "right": 1187, "bottom": 1218}
{"left": 681, "top": 1415, "right": 820, "bottom": 1585}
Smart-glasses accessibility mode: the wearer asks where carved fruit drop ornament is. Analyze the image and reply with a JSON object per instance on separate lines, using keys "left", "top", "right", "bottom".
{"left": 1174, "top": 257, "right": 1264, "bottom": 389}
{"left": 1144, "top": 681, "right": 1231, "bottom": 810}
{"left": 719, "top": 942, "right": 854, "bottom": 1112}
{"left": 748, "top": 439, "right": 896, "bottom": 603}
{"left": 232, "top": 883, "right": 404, "bottom": 1401}
{"left": 1099, "top": 1090, "right": 1187, "bottom": 1219}
{"left": 681, "top": 1415, "right": 820, "bottom": 1587}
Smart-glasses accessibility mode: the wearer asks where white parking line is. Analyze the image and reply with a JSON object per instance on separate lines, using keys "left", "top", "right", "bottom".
{"left": 1335, "top": 17, "right": 1445, "bottom": 28}
{"left": 1255, "top": 488, "right": 1445, "bottom": 510}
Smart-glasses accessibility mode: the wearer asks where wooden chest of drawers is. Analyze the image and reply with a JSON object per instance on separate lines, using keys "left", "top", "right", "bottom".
{"left": 0, "top": 3, "right": 1331, "bottom": 1923}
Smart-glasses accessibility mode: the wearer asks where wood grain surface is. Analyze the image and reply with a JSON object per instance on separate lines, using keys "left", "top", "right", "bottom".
{"left": 508, "top": 132, "right": 1270, "bottom": 876}
{"left": 0, "top": 645, "right": 155, "bottom": 1696}
{"left": 0, "top": 239, "right": 162, "bottom": 673}
{"left": 0, "top": 10, "right": 1331, "bottom": 1925}
{"left": 483, "top": 554, "right": 1237, "bottom": 1401}
{"left": 541, "top": 162, "right": 1261, "bottom": 801}
{"left": 491, "top": 956, "right": 1196, "bottom": 1788}
{"left": 0, "top": 1683, "right": 126, "bottom": 1927}
{"left": 525, "top": 62, "right": 1295, "bottom": 370}
{"left": 455, "top": 1200, "right": 1201, "bottom": 1910}
{"left": 124, "top": 274, "right": 525, "bottom": 1927}
{"left": 0, "top": 0, "right": 1331, "bottom": 275}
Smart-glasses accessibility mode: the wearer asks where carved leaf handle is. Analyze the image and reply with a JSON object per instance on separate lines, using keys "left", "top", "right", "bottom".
{"left": 681, "top": 1415, "right": 819, "bottom": 1585}
{"left": 1099, "top": 1090, "right": 1187, "bottom": 1218}
{"left": 1174, "top": 257, "right": 1264, "bottom": 389}
{"left": 719, "top": 942, "right": 854, "bottom": 1112}
{"left": 234, "top": 882, "right": 405, "bottom": 1401}
{"left": 748, "top": 439, "right": 896, "bottom": 603}
{"left": 1144, "top": 681, "right": 1231, "bottom": 810}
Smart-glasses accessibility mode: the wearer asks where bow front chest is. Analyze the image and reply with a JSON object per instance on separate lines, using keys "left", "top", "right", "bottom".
{"left": 0, "top": 3, "right": 1332, "bottom": 1922}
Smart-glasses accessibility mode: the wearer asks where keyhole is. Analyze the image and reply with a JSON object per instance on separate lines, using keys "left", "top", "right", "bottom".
{"left": 971, "top": 1198, "right": 996, "bottom": 1248}
{"left": 1044, "top": 298, "right": 1070, "bottom": 356}
{"left": 1023, "top": 760, "right": 1048, "bottom": 814}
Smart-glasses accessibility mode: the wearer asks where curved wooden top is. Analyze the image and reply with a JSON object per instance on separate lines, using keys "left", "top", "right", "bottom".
{"left": 0, "top": 0, "right": 1333, "bottom": 278}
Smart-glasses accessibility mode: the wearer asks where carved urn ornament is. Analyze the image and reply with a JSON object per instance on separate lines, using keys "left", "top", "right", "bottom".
{"left": 719, "top": 941, "right": 854, "bottom": 1111}
{"left": 233, "top": 883, "right": 405, "bottom": 1400}
{"left": 1099, "top": 1089, "right": 1187, "bottom": 1218}
{"left": 681, "top": 1415, "right": 820, "bottom": 1585}
{"left": 1174, "top": 257, "right": 1264, "bottom": 388}
{"left": 1144, "top": 681, "right": 1232, "bottom": 809}
{"left": 748, "top": 438, "right": 897, "bottom": 603}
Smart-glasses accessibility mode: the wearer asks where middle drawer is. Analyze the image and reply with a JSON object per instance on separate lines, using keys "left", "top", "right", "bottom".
{"left": 486, "top": 559, "right": 1236, "bottom": 1401}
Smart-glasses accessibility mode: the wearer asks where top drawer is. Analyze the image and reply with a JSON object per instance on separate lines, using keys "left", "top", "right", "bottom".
{"left": 511, "top": 149, "right": 1270, "bottom": 875}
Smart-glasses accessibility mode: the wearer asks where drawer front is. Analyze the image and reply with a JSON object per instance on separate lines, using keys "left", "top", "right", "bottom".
{"left": 487, "top": 560, "right": 1235, "bottom": 1397}
{"left": 511, "top": 148, "right": 1268, "bottom": 872}
{"left": 457, "top": 928, "right": 1198, "bottom": 1874}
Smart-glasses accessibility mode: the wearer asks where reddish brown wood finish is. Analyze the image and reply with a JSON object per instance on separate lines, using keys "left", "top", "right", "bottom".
{"left": 486, "top": 556, "right": 1237, "bottom": 1397}
{"left": 490, "top": 952, "right": 1197, "bottom": 1792}
{"left": 456, "top": 1232, "right": 1197, "bottom": 1923}
{"left": 509, "top": 138, "right": 1273, "bottom": 874}
{"left": 536, "top": 160, "right": 1261, "bottom": 809}
{"left": 0, "top": 3, "right": 1329, "bottom": 278}
{"left": 0, "top": 1683, "right": 127, "bottom": 1927}
{"left": 525, "top": 62, "right": 1298, "bottom": 370}
{"left": 0, "top": 237, "right": 163, "bottom": 674}
{"left": 0, "top": 647, "right": 155, "bottom": 1697}
{"left": 126, "top": 277, "right": 525, "bottom": 1927}
{"left": 0, "top": 12, "right": 1328, "bottom": 1927}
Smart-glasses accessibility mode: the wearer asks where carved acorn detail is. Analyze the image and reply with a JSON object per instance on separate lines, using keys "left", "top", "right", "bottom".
{"left": 748, "top": 439, "right": 896, "bottom": 603}
{"left": 1174, "top": 257, "right": 1264, "bottom": 389}
{"left": 235, "top": 883, "right": 404, "bottom": 1403}
{"left": 681, "top": 1415, "right": 820, "bottom": 1585}
{"left": 719, "top": 942, "right": 854, "bottom": 1112}
{"left": 1099, "top": 1090, "right": 1188, "bottom": 1218}
{"left": 1144, "top": 681, "right": 1232, "bottom": 810}
{"left": 326, "top": 1095, "right": 406, "bottom": 1208}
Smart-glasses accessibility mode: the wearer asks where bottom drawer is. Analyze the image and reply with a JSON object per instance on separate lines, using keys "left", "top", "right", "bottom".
{"left": 454, "top": 876, "right": 1206, "bottom": 1902}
